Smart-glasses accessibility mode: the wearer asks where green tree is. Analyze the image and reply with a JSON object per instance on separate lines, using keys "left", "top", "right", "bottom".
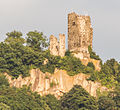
{"left": 60, "top": 85, "right": 98, "bottom": 110}
{"left": 5, "top": 31, "right": 25, "bottom": 45}
{"left": 0, "top": 41, "right": 45, "bottom": 78}
{"left": 98, "top": 96, "right": 116, "bottom": 110}
{"left": 87, "top": 62, "right": 95, "bottom": 70}
{"left": 99, "top": 59, "right": 120, "bottom": 88}
{"left": 44, "top": 94, "right": 61, "bottom": 110}
{"left": 98, "top": 84, "right": 120, "bottom": 110}
{"left": 88, "top": 46, "right": 101, "bottom": 60}
{"left": 110, "top": 85, "right": 120, "bottom": 109}
{"left": 0, "top": 74, "right": 9, "bottom": 87}
{"left": 26, "top": 31, "right": 48, "bottom": 51}
{"left": 0, "top": 86, "right": 50, "bottom": 110}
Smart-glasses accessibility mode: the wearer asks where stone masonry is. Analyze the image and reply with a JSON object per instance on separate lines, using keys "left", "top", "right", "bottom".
{"left": 49, "top": 12, "right": 100, "bottom": 70}
{"left": 49, "top": 12, "right": 93, "bottom": 59}
{"left": 50, "top": 34, "right": 66, "bottom": 57}
{"left": 68, "top": 12, "right": 93, "bottom": 59}
{"left": 50, "top": 35, "right": 59, "bottom": 56}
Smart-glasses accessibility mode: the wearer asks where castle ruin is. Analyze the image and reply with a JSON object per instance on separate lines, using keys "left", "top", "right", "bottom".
{"left": 50, "top": 12, "right": 93, "bottom": 60}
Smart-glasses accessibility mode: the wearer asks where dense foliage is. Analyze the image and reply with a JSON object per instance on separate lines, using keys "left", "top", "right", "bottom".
{"left": 0, "top": 31, "right": 120, "bottom": 88}
{"left": 60, "top": 85, "right": 98, "bottom": 110}
{"left": 40, "top": 51, "right": 89, "bottom": 75}
{"left": 0, "top": 30, "right": 120, "bottom": 109}
{"left": 0, "top": 86, "right": 51, "bottom": 110}
{"left": 89, "top": 58, "right": 120, "bottom": 88}
{"left": 0, "top": 73, "right": 120, "bottom": 110}
{"left": 26, "top": 30, "right": 48, "bottom": 51}
{"left": 0, "top": 31, "right": 94, "bottom": 77}
{"left": 98, "top": 85, "right": 120, "bottom": 110}
{"left": 0, "top": 42, "right": 45, "bottom": 78}
{"left": 0, "top": 74, "right": 62, "bottom": 110}
{"left": 43, "top": 94, "right": 61, "bottom": 110}
{"left": 0, "top": 76, "right": 50, "bottom": 110}
{"left": 0, "top": 31, "right": 47, "bottom": 78}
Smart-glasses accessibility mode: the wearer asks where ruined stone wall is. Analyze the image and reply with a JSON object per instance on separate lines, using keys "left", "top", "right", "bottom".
{"left": 59, "top": 34, "right": 66, "bottom": 57}
{"left": 68, "top": 12, "right": 93, "bottom": 59}
{"left": 50, "top": 35, "right": 59, "bottom": 56}
{"left": 49, "top": 34, "right": 66, "bottom": 57}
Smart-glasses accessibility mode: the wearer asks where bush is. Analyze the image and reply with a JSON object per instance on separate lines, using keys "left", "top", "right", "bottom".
{"left": 88, "top": 46, "right": 101, "bottom": 60}
{"left": 87, "top": 62, "right": 95, "bottom": 70}
{"left": 0, "top": 103, "right": 11, "bottom": 110}
{"left": 44, "top": 95, "right": 61, "bottom": 110}
{"left": 0, "top": 74, "right": 9, "bottom": 87}
{"left": 65, "top": 50, "right": 72, "bottom": 56}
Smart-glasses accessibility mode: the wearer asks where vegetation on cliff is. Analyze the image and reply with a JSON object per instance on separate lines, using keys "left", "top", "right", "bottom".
{"left": 0, "top": 74, "right": 120, "bottom": 109}
{"left": 88, "top": 45, "right": 101, "bottom": 60}
{"left": 0, "top": 30, "right": 120, "bottom": 109}
{"left": 0, "top": 30, "right": 120, "bottom": 88}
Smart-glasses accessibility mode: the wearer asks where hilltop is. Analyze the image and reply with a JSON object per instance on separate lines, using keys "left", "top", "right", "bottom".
{"left": 0, "top": 12, "right": 120, "bottom": 109}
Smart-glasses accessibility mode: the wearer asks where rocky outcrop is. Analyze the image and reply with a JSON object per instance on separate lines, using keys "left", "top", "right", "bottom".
{"left": 5, "top": 68, "right": 107, "bottom": 99}
{"left": 81, "top": 58, "right": 101, "bottom": 71}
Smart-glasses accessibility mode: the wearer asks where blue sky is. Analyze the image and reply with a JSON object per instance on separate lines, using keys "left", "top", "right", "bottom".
{"left": 0, "top": 0, "right": 120, "bottom": 62}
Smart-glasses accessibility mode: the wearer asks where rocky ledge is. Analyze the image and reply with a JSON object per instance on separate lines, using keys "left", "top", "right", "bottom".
{"left": 4, "top": 68, "right": 108, "bottom": 99}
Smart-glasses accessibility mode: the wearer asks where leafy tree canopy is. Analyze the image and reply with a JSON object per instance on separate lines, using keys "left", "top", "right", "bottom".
{"left": 0, "top": 86, "right": 51, "bottom": 110}
{"left": 26, "top": 30, "right": 48, "bottom": 51}
{"left": 5, "top": 30, "right": 25, "bottom": 45}
{"left": 43, "top": 94, "right": 61, "bottom": 110}
{"left": 60, "top": 85, "right": 98, "bottom": 110}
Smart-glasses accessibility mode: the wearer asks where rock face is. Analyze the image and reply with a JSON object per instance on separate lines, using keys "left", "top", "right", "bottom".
{"left": 68, "top": 12, "right": 93, "bottom": 60}
{"left": 5, "top": 69, "right": 108, "bottom": 99}
{"left": 49, "top": 34, "right": 66, "bottom": 57}
{"left": 81, "top": 58, "right": 101, "bottom": 71}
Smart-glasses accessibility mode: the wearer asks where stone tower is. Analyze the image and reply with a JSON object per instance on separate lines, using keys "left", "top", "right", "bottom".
{"left": 68, "top": 12, "right": 93, "bottom": 59}
{"left": 50, "top": 34, "right": 66, "bottom": 57}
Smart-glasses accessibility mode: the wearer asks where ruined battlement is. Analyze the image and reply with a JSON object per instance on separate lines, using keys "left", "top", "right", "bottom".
{"left": 49, "top": 34, "right": 66, "bottom": 57}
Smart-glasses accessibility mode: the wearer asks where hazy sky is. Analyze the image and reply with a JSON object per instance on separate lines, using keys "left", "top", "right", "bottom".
{"left": 0, "top": 0, "right": 120, "bottom": 62}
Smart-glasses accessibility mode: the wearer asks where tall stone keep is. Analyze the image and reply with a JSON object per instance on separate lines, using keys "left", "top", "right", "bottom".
{"left": 68, "top": 12, "right": 93, "bottom": 59}
{"left": 49, "top": 34, "right": 66, "bottom": 57}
